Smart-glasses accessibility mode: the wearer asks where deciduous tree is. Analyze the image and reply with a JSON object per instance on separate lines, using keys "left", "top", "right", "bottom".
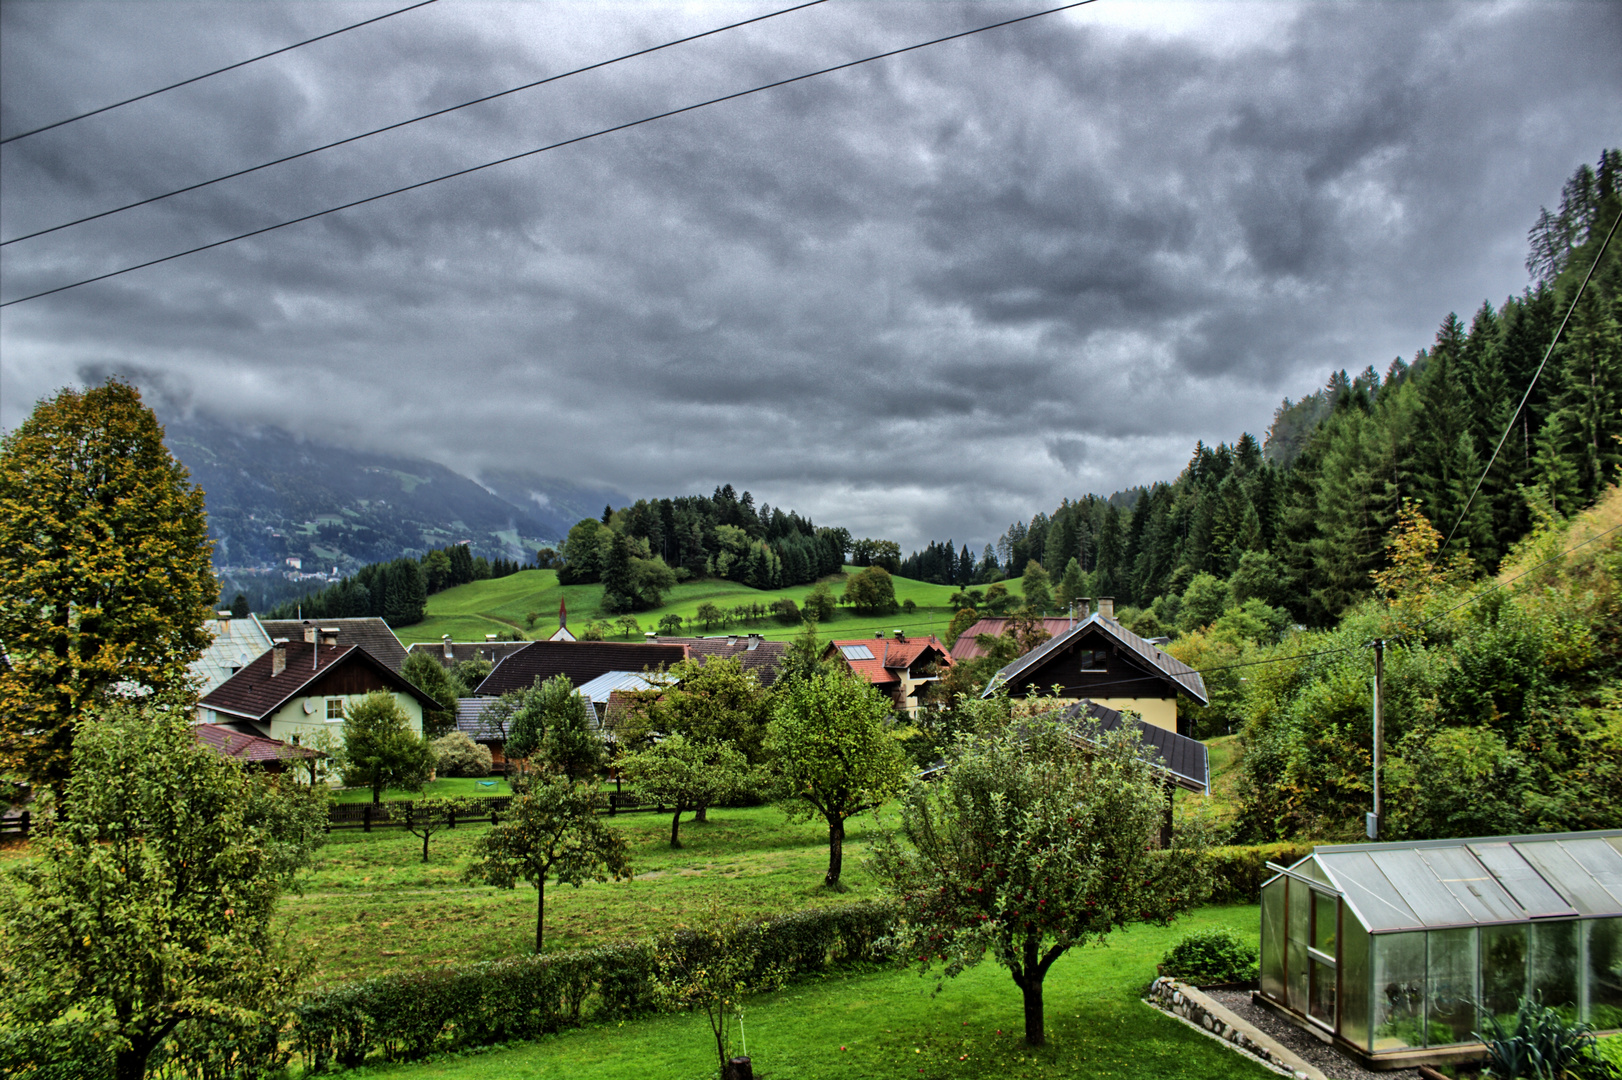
{"left": 0, "top": 380, "right": 215, "bottom": 794}
{"left": 339, "top": 691, "right": 433, "bottom": 804}
{"left": 618, "top": 735, "right": 747, "bottom": 847}
{"left": 870, "top": 716, "right": 1210, "bottom": 1046}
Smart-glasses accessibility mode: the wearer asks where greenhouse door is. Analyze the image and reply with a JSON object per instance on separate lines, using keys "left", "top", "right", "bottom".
{"left": 1308, "top": 888, "right": 1339, "bottom": 1030}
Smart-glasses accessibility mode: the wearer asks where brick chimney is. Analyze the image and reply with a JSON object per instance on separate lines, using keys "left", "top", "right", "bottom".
{"left": 302, "top": 621, "right": 317, "bottom": 643}
{"left": 443, "top": 634, "right": 453, "bottom": 659}
{"left": 1097, "top": 596, "right": 1115, "bottom": 620}
{"left": 272, "top": 644, "right": 287, "bottom": 677}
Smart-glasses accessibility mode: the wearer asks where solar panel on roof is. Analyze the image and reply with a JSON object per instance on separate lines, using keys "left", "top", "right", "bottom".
{"left": 840, "top": 645, "right": 874, "bottom": 660}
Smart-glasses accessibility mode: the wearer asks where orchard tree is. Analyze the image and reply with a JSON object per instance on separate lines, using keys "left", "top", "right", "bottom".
{"left": 0, "top": 380, "right": 215, "bottom": 793}
{"left": 340, "top": 691, "right": 433, "bottom": 804}
{"left": 400, "top": 795, "right": 473, "bottom": 863}
{"left": 870, "top": 716, "right": 1212, "bottom": 1046}
{"left": 618, "top": 735, "right": 747, "bottom": 848}
{"left": 463, "top": 776, "right": 632, "bottom": 952}
{"left": 765, "top": 672, "right": 913, "bottom": 889}
{"left": 0, "top": 696, "right": 326, "bottom": 1080}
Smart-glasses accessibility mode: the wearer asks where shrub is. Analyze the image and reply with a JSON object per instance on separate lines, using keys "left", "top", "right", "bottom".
{"left": 1204, "top": 842, "right": 1315, "bottom": 905}
{"left": 431, "top": 731, "right": 493, "bottom": 777}
{"left": 291, "top": 901, "right": 897, "bottom": 1071}
{"left": 771, "top": 597, "right": 801, "bottom": 624}
{"left": 1159, "top": 927, "right": 1259, "bottom": 985}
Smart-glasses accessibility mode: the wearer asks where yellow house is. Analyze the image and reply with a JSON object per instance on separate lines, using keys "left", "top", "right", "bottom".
{"left": 198, "top": 626, "right": 433, "bottom": 746}
{"left": 982, "top": 599, "right": 1207, "bottom": 735}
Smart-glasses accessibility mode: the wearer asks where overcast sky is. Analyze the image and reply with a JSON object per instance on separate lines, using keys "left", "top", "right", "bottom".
{"left": 3, "top": 1, "right": 1619, "bottom": 552}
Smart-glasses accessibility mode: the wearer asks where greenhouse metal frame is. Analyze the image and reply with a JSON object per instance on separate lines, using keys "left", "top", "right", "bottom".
{"left": 1258, "top": 829, "right": 1622, "bottom": 1069}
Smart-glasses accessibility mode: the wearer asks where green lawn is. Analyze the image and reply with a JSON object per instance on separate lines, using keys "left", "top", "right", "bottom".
{"left": 329, "top": 777, "right": 514, "bottom": 803}
{"left": 299, "top": 901, "right": 1270, "bottom": 1080}
{"left": 282, "top": 803, "right": 900, "bottom": 984}
{"left": 400, "top": 568, "right": 1019, "bottom": 646}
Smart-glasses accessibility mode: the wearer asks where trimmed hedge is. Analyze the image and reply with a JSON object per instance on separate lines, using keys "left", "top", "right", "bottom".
{"left": 292, "top": 900, "right": 898, "bottom": 1072}
{"left": 1204, "top": 842, "right": 1314, "bottom": 905}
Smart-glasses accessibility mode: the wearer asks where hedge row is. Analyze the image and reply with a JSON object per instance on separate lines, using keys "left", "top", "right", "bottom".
{"left": 292, "top": 900, "right": 898, "bottom": 1072}
{"left": 1204, "top": 842, "right": 1315, "bottom": 905}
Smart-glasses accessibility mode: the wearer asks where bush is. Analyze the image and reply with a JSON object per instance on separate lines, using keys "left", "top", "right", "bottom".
{"left": 431, "top": 731, "right": 493, "bottom": 777}
{"left": 291, "top": 901, "right": 897, "bottom": 1071}
{"left": 1204, "top": 842, "right": 1315, "bottom": 905}
{"left": 1159, "top": 927, "right": 1259, "bottom": 984}
{"left": 771, "top": 597, "right": 801, "bottom": 624}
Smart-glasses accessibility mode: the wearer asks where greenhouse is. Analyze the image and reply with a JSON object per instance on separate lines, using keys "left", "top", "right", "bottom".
{"left": 1258, "top": 830, "right": 1622, "bottom": 1069}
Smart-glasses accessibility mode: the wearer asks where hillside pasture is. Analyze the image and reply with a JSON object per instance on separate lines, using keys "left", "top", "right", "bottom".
{"left": 400, "top": 567, "right": 1015, "bottom": 646}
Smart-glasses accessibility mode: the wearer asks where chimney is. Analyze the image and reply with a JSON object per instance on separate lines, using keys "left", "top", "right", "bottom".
{"left": 485, "top": 633, "right": 498, "bottom": 643}
{"left": 302, "top": 621, "right": 317, "bottom": 643}
{"left": 894, "top": 630, "right": 906, "bottom": 642}
{"left": 1097, "top": 596, "right": 1115, "bottom": 620}
{"left": 874, "top": 630, "right": 883, "bottom": 640}
{"left": 320, "top": 627, "right": 340, "bottom": 647}
{"left": 272, "top": 644, "right": 286, "bottom": 677}
{"left": 443, "top": 634, "right": 453, "bottom": 660}
{"left": 726, "top": 635, "right": 738, "bottom": 646}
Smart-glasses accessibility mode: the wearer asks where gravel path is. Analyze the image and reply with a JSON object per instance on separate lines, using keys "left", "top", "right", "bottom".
{"left": 1202, "top": 990, "right": 1421, "bottom": 1080}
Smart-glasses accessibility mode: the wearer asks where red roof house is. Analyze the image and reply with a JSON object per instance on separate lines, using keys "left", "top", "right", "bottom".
{"left": 822, "top": 632, "right": 952, "bottom": 714}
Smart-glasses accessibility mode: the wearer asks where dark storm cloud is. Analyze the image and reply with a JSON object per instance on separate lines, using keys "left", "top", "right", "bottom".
{"left": 3, "top": 0, "right": 1621, "bottom": 550}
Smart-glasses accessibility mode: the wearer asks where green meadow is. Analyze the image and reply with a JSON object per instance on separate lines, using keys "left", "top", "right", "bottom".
{"left": 399, "top": 568, "right": 1022, "bottom": 646}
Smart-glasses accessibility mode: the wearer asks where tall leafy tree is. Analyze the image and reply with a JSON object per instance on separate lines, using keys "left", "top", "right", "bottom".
{"left": 0, "top": 696, "right": 326, "bottom": 1080}
{"left": 617, "top": 735, "right": 747, "bottom": 848}
{"left": 0, "top": 380, "right": 215, "bottom": 794}
{"left": 339, "top": 691, "right": 433, "bottom": 804}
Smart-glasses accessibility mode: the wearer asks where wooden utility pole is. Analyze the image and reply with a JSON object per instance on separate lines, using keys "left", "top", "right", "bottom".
{"left": 1368, "top": 639, "right": 1385, "bottom": 840}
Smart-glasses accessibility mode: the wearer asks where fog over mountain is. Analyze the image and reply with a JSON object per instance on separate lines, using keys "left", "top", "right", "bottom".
{"left": 3, "top": 0, "right": 1619, "bottom": 551}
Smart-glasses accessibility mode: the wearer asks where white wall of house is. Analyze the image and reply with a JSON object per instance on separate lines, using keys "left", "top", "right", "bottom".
{"left": 265, "top": 692, "right": 425, "bottom": 747}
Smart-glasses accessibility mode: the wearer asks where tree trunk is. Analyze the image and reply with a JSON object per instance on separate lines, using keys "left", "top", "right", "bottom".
{"left": 535, "top": 881, "right": 546, "bottom": 953}
{"left": 825, "top": 816, "right": 844, "bottom": 889}
{"left": 421, "top": 826, "right": 430, "bottom": 862}
{"left": 670, "top": 805, "right": 684, "bottom": 848}
{"left": 694, "top": 803, "right": 708, "bottom": 823}
{"left": 1021, "top": 974, "right": 1045, "bottom": 1046}
{"left": 372, "top": 779, "right": 383, "bottom": 805}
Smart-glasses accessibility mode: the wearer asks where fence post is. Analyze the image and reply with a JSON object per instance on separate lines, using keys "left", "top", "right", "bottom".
{"left": 448, "top": 808, "right": 456, "bottom": 830}
{"left": 363, "top": 804, "right": 372, "bottom": 834}
{"left": 19, "top": 810, "right": 29, "bottom": 840}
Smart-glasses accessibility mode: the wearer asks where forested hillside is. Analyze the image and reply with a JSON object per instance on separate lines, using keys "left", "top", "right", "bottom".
{"left": 910, "top": 151, "right": 1621, "bottom": 631}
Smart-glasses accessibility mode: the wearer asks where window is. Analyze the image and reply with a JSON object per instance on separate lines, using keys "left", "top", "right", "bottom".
{"left": 1079, "top": 648, "right": 1108, "bottom": 671}
{"left": 325, "top": 698, "right": 345, "bottom": 721}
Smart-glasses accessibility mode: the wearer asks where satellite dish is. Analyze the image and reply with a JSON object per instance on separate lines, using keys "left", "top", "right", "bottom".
{"left": 304, "top": 700, "right": 318, "bottom": 715}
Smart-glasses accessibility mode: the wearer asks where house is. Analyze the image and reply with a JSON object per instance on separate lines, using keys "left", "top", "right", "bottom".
{"left": 576, "top": 670, "right": 671, "bottom": 727}
{"left": 947, "top": 617, "right": 1075, "bottom": 662}
{"left": 190, "top": 612, "right": 273, "bottom": 695}
{"left": 823, "top": 631, "right": 951, "bottom": 714}
{"left": 406, "top": 635, "right": 533, "bottom": 669}
{"left": 981, "top": 598, "right": 1206, "bottom": 735}
{"left": 198, "top": 625, "right": 437, "bottom": 746}
{"left": 651, "top": 634, "right": 790, "bottom": 687}
{"left": 192, "top": 722, "right": 321, "bottom": 777}
{"left": 259, "top": 617, "right": 409, "bottom": 674}
{"left": 475, "top": 640, "right": 689, "bottom": 696}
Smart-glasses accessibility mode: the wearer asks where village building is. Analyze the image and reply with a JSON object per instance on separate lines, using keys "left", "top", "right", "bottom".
{"left": 259, "top": 617, "right": 409, "bottom": 673}
{"left": 947, "top": 616, "right": 1076, "bottom": 662}
{"left": 981, "top": 598, "right": 1206, "bottom": 735}
{"left": 406, "top": 634, "right": 531, "bottom": 669}
{"left": 822, "top": 631, "right": 951, "bottom": 715}
{"left": 190, "top": 611, "right": 274, "bottom": 695}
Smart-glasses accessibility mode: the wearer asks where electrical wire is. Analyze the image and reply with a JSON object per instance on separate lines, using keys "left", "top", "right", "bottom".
{"left": 0, "top": 0, "right": 440, "bottom": 145}
{"left": 0, "top": 0, "right": 1100, "bottom": 309}
{"left": 1438, "top": 208, "right": 1622, "bottom": 556}
{"left": 0, "top": 0, "right": 831, "bottom": 248}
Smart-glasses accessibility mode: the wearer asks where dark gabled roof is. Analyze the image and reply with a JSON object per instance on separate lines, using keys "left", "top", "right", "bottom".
{"left": 193, "top": 723, "right": 319, "bottom": 763}
{"left": 949, "top": 618, "right": 1075, "bottom": 661}
{"left": 474, "top": 640, "right": 689, "bottom": 696}
{"left": 456, "top": 697, "right": 504, "bottom": 742}
{"left": 1055, "top": 700, "right": 1208, "bottom": 793}
{"left": 984, "top": 613, "right": 1207, "bottom": 704}
{"left": 199, "top": 639, "right": 438, "bottom": 721}
{"left": 405, "top": 640, "right": 532, "bottom": 668}
{"left": 260, "top": 618, "right": 408, "bottom": 673}
{"left": 653, "top": 636, "right": 790, "bottom": 687}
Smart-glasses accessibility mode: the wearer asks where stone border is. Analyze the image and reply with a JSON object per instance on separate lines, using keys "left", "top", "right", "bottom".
{"left": 1145, "top": 976, "right": 1328, "bottom": 1080}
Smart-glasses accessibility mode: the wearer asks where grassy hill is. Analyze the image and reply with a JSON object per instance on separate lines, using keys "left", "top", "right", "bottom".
{"left": 398, "top": 568, "right": 1024, "bottom": 646}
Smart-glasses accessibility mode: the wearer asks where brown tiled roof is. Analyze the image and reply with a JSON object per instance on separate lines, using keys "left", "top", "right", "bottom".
{"left": 259, "top": 618, "right": 409, "bottom": 673}
{"left": 823, "top": 636, "right": 951, "bottom": 688}
{"left": 200, "top": 639, "right": 437, "bottom": 721}
{"left": 949, "top": 618, "right": 1076, "bottom": 661}
{"left": 474, "top": 640, "right": 689, "bottom": 696}
{"left": 193, "top": 723, "right": 319, "bottom": 764}
{"left": 652, "top": 636, "right": 790, "bottom": 687}
{"left": 405, "top": 640, "right": 532, "bottom": 668}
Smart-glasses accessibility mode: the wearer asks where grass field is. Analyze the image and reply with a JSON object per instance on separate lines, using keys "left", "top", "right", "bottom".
{"left": 302, "top": 900, "right": 1271, "bottom": 1080}
{"left": 399, "top": 568, "right": 1022, "bottom": 646}
{"left": 328, "top": 777, "right": 515, "bottom": 803}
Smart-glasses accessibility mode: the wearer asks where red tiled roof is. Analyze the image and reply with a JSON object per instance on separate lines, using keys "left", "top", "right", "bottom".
{"left": 193, "top": 723, "right": 319, "bottom": 763}
{"left": 824, "top": 636, "right": 951, "bottom": 688}
{"left": 199, "top": 639, "right": 437, "bottom": 721}
{"left": 949, "top": 618, "right": 1076, "bottom": 661}
{"left": 475, "top": 640, "right": 690, "bottom": 696}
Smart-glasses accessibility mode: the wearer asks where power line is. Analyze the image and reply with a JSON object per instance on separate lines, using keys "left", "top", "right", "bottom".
{"left": 0, "top": 0, "right": 441, "bottom": 145}
{"left": 0, "top": 0, "right": 831, "bottom": 248}
{"left": 0, "top": 0, "right": 1100, "bottom": 309}
{"left": 1438, "top": 208, "right": 1622, "bottom": 556}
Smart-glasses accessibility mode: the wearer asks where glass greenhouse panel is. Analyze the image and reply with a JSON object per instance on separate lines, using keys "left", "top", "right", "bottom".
{"left": 1341, "top": 916, "right": 1371, "bottom": 1052}
{"left": 1373, "top": 931, "right": 1427, "bottom": 1051}
{"left": 1288, "top": 878, "right": 1311, "bottom": 1013}
{"left": 1588, "top": 918, "right": 1622, "bottom": 1031}
{"left": 1426, "top": 928, "right": 1478, "bottom": 1047}
{"left": 1261, "top": 877, "right": 1286, "bottom": 1001}
{"left": 1314, "top": 891, "right": 1338, "bottom": 954}
{"left": 1481, "top": 924, "right": 1528, "bottom": 1027}
{"left": 1530, "top": 921, "right": 1580, "bottom": 1018}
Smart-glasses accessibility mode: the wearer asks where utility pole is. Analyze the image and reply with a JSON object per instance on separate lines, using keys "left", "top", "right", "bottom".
{"left": 1368, "top": 639, "right": 1385, "bottom": 840}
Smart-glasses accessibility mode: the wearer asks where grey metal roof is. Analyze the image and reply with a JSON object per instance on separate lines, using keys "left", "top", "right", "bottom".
{"left": 190, "top": 615, "right": 273, "bottom": 695}
{"left": 575, "top": 670, "right": 668, "bottom": 704}
{"left": 1274, "top": 830, "right": 1622, "bottom": 933}
{"left": 983, "top": 613, "right": 1208, "bottom": 704}
{"left": 1054, "top": 700, "right": 1209, "bottom": 794}
{"left": 456, "top": 696, "right": 503, "bottom": 741}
